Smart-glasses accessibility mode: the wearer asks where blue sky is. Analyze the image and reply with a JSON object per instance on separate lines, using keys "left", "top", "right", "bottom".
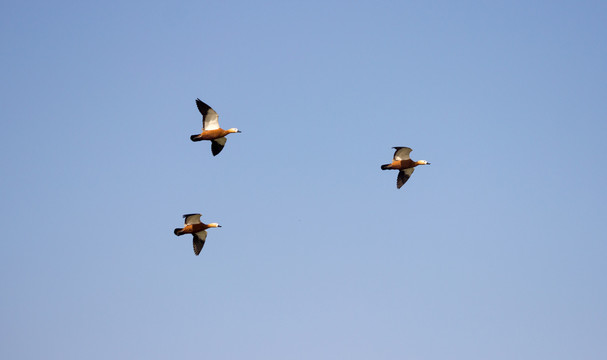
{"left": 1, "top": 0, "right": 606, "bottom": 359}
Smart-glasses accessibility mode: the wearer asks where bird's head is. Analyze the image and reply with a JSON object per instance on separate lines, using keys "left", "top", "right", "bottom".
{"left": 229, "top": 128, "right": 241, "bottom": 133}
{"left": 417, "top": 160, "right": 431, "bottom": 165}
{"left": 208, "top": 223, "right": 222, "bottom": 228}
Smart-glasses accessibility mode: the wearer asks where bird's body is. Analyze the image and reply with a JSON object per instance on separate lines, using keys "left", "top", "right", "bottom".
{"left": 174, "top": 213, "right": 221, "bottom": 256}
{"left": 190, "top": 128, "right": 235, "bottom": 141}
{"left": 176, "top": 222, "right": 214, "bottom": 235}
{"left": 381, "top": 147, "right": 430, "bottom": 189}
{"left": 191, "top": 99, "right": 241, "bottom": 156}
{"left": 382, "top": 158, "right": 419, "bottom": 170}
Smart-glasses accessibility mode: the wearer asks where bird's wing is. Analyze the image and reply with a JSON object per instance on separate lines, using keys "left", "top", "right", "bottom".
{"left": 393, "top": 147, "right": 413, "bottom": 161}
{"left": 192, "top": 231, "right": 207, "bottom": 256}
{"left": 196, "top": 99, "right": 220, "bottom": 131}
{"left": 397, "top": 168, "right": 415, "bottom": 189}
{"left": 183, "top": 213, "right": 202, "bottom": 225}
{"left": 211, "top": 137, "right": 227, "bottom": 156}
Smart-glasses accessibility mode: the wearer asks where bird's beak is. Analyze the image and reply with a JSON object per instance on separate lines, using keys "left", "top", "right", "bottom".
{"left": 217, "top": 225, "right": 222, "bottom": 227}
{"left": 427, "top": 162, "right": 431, "bottom": 165}
{"left": 237, "top": 130, "right": 242, "bottom": 133}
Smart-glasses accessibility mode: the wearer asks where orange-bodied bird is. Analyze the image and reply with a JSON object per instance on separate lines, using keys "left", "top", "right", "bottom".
{"left": 381, "top": 147, "right": 430, "bottom": 189}
{"left": 190, "top": 99, "right": 241, "bottom": 156}
{"left": 173, "top": 213, "right": 222, "bottom": 256}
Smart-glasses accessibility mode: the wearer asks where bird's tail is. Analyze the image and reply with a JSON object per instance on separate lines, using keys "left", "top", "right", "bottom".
{"left": 190, "top": 134, "right": 202, "bottom": 142}
{"left": 381, "top": 164, "right": 391, "bottom": 170}
{"left": 174, "top": 228, "right": 184, "bottom": 236}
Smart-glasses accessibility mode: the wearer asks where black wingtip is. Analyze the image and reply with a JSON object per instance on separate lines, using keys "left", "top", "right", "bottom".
{"left": 396, "top": 170, "right": 410, "bottom": 189}
{"left": 193, "top": 236, "right": 205, "bottom": 256}
{"left": 211, "top": 141, "right": 224, "bottom": 156}
{"left": 195, "top": 99, "right": 212, "bottom": 116}
{"left": 182, "top": 213, "right": 200, "bottom": 218}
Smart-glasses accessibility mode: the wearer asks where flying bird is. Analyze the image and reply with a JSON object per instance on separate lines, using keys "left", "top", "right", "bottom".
{"left": 173, "top": 213, "right": 222, "bottom": 256}
{"left": 381, "top": 147, "right": 430, "bottom": 189}
{"left": 190, "top": 99, "right": 241, "bottom": 156}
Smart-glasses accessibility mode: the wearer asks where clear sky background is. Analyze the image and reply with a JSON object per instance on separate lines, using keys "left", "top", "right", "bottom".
{"left": 1, "top": 0, "right": 606, "bottom": 359}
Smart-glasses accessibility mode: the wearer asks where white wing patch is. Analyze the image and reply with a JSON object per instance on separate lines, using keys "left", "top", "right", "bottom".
{"left": 203, "top": 109, "right": 220, "bottom": 131}
{"left": 394, "top": 147, "right": 413, "bottom": 161}
{"left": 214, "top": 137, "right": 227, "bottom": 146}
{"left": 194, "top": 230, "right": 208, "bottom": 242}
{"left": 184, "top": 214, "right": 202, "bottom": 225}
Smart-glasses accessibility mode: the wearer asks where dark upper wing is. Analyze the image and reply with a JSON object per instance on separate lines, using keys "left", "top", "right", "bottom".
{"left": 211, "top": 137, "right": 227, "bottom": 156}
{"left": 192, "top": 231, "right": 207, "bottom": 256}
{"left": 396, "top": 168, "right": 415, "bottom": 189}
{"left": 195, "top": 99, "right": 220, "bottom": 130}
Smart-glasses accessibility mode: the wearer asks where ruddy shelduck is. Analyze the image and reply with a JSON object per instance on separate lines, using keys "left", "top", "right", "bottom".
{"left": 190, "top": 99, "right": 241, "bottom": 156}
{"left": 173, "top": 213, "right": 222, "bottom": 256}
{"left": 381, "top": 147, "right": 430, "bottom": 189}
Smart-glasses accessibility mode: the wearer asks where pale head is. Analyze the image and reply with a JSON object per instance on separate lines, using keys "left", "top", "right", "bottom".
{"left": 208, "top": 223, "right": 222, "bottom": 228}
{"left": 417, "top": 160, "right": 430, "bottom": 165}
{"left": 228, "top": 128, "right": 241, "bottom": 133}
